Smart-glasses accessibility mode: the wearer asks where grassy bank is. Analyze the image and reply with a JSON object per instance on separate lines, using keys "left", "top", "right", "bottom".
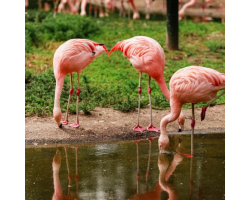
{"left": 25, "top": 11, "right": 225, "bottom": 117}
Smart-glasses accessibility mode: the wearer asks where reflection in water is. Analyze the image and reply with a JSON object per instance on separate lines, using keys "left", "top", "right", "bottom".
{"left": 25, "top": 134, "right": 225, "bottom": 200}
{"left": 130, "top": 137, "right": 183, "bottom": 200}
{"left": 52, "top": 147, "right": 81, "bottom": 200}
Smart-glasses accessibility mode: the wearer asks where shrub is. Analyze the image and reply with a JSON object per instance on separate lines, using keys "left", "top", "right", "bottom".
{"left": 25, "top": 9, "right": 53, "bottom": 22}
{"left": 25, "top": 22, "right": 41, "bottom": 47}
{"left": 40, "top": 14, "right": 100, "bottom": 41}
{"left": 205, "top": 40, "right": 225, "bottom": 52}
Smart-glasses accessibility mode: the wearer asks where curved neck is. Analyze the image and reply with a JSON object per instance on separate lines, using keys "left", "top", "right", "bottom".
{"left": 180, "top": 0, "right": 197, "bottom": 12}
{"left": 156, "top": 77, "right": 170, "bottom": 101}
{"left": 54, "top": 76, "right": 65, "bottom": 110}
{"left": 159, "top": 162, "right": 180, "bottom": 199}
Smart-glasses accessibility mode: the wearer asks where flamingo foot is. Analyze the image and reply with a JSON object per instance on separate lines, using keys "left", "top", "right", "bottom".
{"left": 133, "top": 124, "right": 146, "bottom": 132}
{"left": 147, "top": 124, "right": 160, "bottom": 132}
{"left": 69, "top": 123, "right": 80, "bottom": 128}
{"left": 61, "top": 120, "right": 68, "bottom": 125}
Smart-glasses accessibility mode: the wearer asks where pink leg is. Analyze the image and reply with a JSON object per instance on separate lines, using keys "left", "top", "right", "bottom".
{"left": 80, "top": 0, "right": 88, "bottom": 16}
{"left": 191, "top": 103, "right": 195, "bottom": 155}
{"left": 61, "top": 74, "right": 73, "bottom": 125}
{"left": 147, "top": 76, "right": 160, "bottom": 132}
{"left": 129, "top": 0, "right": 140, "bottom": 19}
{"left": 133, "top": 73, "right": 146, "bottom": 132}
{"left": 69, "top": 74, "right": 80, "bottom": 128}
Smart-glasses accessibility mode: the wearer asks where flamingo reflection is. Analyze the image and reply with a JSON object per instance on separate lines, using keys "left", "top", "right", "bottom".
{"left": 130, "top": 136, "right": 184, "bottom": 199}
{"left": 52, "top": 147, "right": 82, "bottom": 200}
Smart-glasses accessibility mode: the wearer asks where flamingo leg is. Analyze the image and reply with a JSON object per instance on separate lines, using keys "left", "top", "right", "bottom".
{"left": 201, "top": 90, "right": 225, "bottom": 121}
{"left": 133, "top": 73, "right": 146, "bottom": 132}
{"left": 135, "top": 141, "right": 140, "bottom": 194}
{"left": 75, "top": 147, "right": 79, "bottom": 198}
{"left": 191, "top": 103, "right": 195, "bottom": 155}
{"left": 64, "top": 147, "right": 72, "bottom": 190}
{"left": 147, "top": 76, "right": 160, "bottom": 132}
{"left": 62, "top": 74, "right": 73, "bottom": 125}
{"left": 70, "top": 74, "right": 80, "bottom": 128}
{"left": 145, "top": 139, "right": 152, "bottom": 192}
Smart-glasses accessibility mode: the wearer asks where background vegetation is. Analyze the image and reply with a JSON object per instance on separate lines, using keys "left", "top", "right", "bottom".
{"left": 25, "top": 10, "right": 225, "bottom": 117}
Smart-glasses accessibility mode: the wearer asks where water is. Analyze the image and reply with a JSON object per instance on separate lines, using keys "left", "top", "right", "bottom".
{"left": 25, "top": 134, "right": 225, "bottom": 200}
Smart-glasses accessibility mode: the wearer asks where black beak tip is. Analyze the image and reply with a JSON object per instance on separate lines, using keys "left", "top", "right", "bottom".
{"left": 178, "top": 128, "right": 182, "bottom": 132}
{"left": 59, "top": 123, "right": 62, "bottom": 128}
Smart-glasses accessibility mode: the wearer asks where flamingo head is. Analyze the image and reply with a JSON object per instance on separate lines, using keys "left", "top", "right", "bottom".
{"left": 53, "top": 107, "right": 62, "bottom": 128}
{"left": 94, "top": 43, "right": 109, "bottom": 57}
{"left": 177, "top": 112, "right": 185, "bottom": 132}
{"left": 52, "top": 149, "right": 61, "bottom": 171}
{"left": 158, "top": 134, "right": 170, "bottom": 154}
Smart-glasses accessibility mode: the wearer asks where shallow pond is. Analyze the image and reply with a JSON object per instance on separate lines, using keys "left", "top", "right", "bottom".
{"left": 25, "top": 134, "right": 225, "bottom": 200}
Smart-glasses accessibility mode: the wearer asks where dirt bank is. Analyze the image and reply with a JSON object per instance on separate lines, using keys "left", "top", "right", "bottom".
{"left": 25, "top": 104, "right": 225, "bottom": 145}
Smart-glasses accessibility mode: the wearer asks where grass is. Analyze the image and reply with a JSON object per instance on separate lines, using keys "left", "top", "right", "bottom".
{"left": 25, "top": 11, "right": 225, "bottom": 117}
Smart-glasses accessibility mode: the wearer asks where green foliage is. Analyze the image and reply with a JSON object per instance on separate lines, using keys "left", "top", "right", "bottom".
{"left": 40, "top": 14, "right": 100, "bottom": 41}
{"left": 25, "top": 9, "right": 53, "bottom": 23}
{"left": 205, "top": 40, "right": 225, "bottom": 52}
{"left": 25, "top": 13, "right": 225, "bottom": 116}
{"left": 25, "top": 70, "right": 33, "bottom": 84}
{"left": 25, "top": 30, "right": 33, "bottom": 53}
{"left": 25, "top": 22, "right": 40, "bottom": 46}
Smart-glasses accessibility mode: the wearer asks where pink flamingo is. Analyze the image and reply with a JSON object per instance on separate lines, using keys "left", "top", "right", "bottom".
{"left": 110, "top": 36, "right": 185, "bottom": 133}
{"left": 129, "top": 0, "right": 140, "bottom": 19}
{"left": 130, "top": 139, "right": 182, "bottom": 200}
{"left": 53, "top": 39, "right": 109, "bottom": 128}
{"left": 25, "top": 0, "right": 28, "bottom": 9}
{"left": 158, "top": 66, "right": 225, "bottom": 154}
{"left": 178, "top": 0, "right": 197, "bottom": 21}
{"left": 58, "top": 0, "right": 78, "bottom": 14}
{"left": 52, "top": 147, "right": 81, "bottom": 200}
{"left": 179, "top": 0, "right": 211, "bottom": 21}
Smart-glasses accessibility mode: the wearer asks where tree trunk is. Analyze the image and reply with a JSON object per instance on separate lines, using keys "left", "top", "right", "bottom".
{"left": 166, "top": 0, "right": 179, "bottom": 50}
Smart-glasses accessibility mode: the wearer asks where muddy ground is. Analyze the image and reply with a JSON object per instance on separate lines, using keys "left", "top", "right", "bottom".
{"left": 25, "top": 104, "right": 225, "bottom": 145}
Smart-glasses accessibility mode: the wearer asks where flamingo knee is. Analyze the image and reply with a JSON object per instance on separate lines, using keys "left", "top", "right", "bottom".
{"left": 148, "top": 87, "right": 151, "bottom": 94}
{"left": 138, "top": 87, "right": 142, "bottom": 94}
{"left": 76, "top": 89, "right": 81, "bottom": 96}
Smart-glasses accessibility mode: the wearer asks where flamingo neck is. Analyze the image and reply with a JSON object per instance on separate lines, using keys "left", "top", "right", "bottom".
{"left": 156, "top": 77, "right": 170, "bottom": 101}
{"left": 54, "top": 76, "right": 65, "bottom": 109}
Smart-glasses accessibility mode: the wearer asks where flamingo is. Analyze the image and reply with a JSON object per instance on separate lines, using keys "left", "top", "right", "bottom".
{"left": 52, "top": 147, "right": 81, "bottom": 200}
{"left": 110, "top": 36, "right": 185, "bottom": 133}
{"left": 179, "top": 0, "right": 211, "bottom": 21}
{"left": 178, "top": 0, "right": 197, "bottom": 21}
{"left": 25, "top": 0, "right": 28, "bottom": 9}
{"left": 158, "top": 66, "right": 225, "bottom": 154}
{"left": 130, "top": 138, "right": 182, "bottom": 200}
{"left": 58, "top": 0, "right": 78, "bottom": 14}
{"left": 53, "top": 39, "right": 109, "bottom": 128}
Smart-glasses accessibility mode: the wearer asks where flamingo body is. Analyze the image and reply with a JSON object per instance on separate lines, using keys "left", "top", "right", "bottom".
{"left": 170, "top": 66, "right": 225, "bottom": 104}
{"left": 110, "top": 36, "right": 185, "bottom": 132}
{"left": 111, "top": 36, "right": 165, "bottom": 80}
{"left": 53, "top": 39, "right": 108, "bottom": 127}
{"left": 159, "top": 66, "right": 225, "bottom": 152}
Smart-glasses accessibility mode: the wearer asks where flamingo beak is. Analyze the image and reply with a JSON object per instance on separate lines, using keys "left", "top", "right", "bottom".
{"left": 98, "top": 43, "right": 110, "bottom": 57}
{"left": 178, "top": 124, "right": 184, "bottom": 132}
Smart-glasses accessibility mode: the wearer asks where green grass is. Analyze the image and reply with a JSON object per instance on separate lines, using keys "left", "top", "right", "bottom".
{"left": 25, "top": 12, "right": 225, "bottom": 116}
